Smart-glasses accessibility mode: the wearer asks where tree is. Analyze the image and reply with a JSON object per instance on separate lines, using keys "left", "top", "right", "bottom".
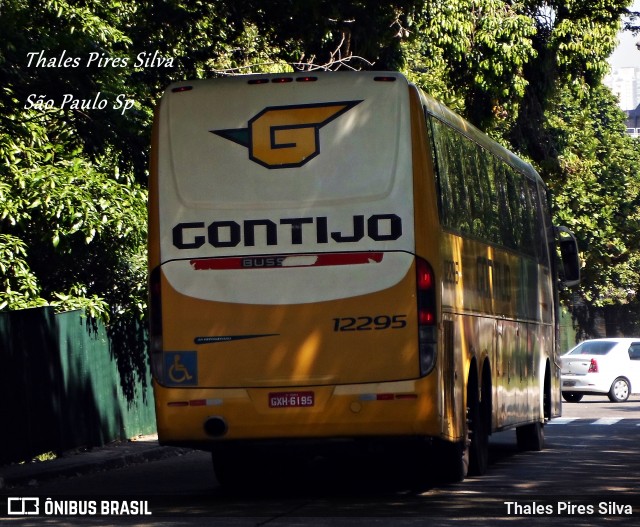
{"left": 402, "top": 1, "right": 640, "bottom": 336}
{"left": 544, "top": 85, "right": 640, "bottom": 306}
{"left": 404, "top": 0, "right": 538, "bottom": 134}
{"left": 509, "top": 1, "right": 629, "bottom": 163}
{"left": 508, "top": 1, "right": 640, "bottom": 336}
{"left": 0, "top": 0, "right": 149, "bottom": 397}
{"left": 235, "top": 0, "right": 416, "bottom": 70}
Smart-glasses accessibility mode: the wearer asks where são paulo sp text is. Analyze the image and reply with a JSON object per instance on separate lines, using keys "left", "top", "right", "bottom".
{"left": 24, "top": 92, "right": 134, "bottom": 115}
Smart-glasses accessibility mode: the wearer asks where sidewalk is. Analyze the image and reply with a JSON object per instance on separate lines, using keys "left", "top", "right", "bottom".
{"left": 0, "top": 435, "right": 191, "bottom": 490}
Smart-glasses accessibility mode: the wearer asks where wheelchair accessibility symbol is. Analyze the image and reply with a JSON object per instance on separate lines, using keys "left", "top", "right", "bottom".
{"left": 164, "top": 352, "right": 197, "bottom": 386}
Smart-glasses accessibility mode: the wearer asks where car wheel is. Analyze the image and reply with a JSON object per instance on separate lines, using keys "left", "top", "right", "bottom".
{"left": 562, "top": 392, "right": 583, "bottom": 403}
{"left": 608, "top": 377, "right": 630, "bottom": 402}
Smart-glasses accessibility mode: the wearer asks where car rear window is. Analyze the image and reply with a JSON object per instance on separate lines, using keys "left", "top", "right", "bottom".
{"left": 569, "top": 341, "right": 617, "bottom": 355}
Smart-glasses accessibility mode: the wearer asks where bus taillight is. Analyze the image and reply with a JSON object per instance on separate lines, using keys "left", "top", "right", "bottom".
{"left": 149, "top": 266, "right": 164, "bottom": 381}
{"left": 416, "top": 257, "right": 437, "bottom": 376}
{"left": 416, "top": 257, "right": 436, "bottom": 326}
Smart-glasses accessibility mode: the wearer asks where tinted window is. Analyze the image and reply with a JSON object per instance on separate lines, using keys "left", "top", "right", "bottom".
{"left": 428, "top": 115, "right": 544, "bottom": 260}
{"left": 628, "top": 343, "right": 640, "bottom": 360}
{"left": 569, "top": 341, "right": 617, "bottom": 356}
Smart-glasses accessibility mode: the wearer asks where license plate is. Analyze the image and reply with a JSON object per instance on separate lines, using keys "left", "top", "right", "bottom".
{"left": 563, "top": 380, "right": 576, "bottom": 387}
{"left": 269, "top": 391, "right": 314, "bottom": 408}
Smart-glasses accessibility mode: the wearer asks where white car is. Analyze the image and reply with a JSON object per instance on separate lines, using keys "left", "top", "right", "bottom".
{"left": 560, "top": 338, "right": 640, "bottom": 402}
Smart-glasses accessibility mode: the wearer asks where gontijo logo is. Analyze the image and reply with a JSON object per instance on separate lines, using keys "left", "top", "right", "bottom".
{"left": 211, "top": 101, "right": 362, "bottom": 169}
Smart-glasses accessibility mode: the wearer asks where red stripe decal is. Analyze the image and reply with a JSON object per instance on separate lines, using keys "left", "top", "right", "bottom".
{"left": 190, "top": 252, "right": 383, "bottom": 270}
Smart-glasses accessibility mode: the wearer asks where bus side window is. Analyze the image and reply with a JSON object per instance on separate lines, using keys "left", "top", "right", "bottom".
{"left": 427, "top": 113, "right": 543, "bottom": 262}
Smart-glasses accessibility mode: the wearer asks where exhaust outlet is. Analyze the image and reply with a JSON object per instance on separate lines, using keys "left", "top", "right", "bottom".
{"left": 204, "top": 416, "right": 228, "bottom": 437}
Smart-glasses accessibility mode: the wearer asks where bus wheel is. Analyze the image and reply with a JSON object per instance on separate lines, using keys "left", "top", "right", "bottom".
{"left": 516, "top": 421, "right": 545, "bottom": 451}
{"left": 433, "top": 438, "right": 468, "bottom": 484}
{"left": 468, "top": 380, "right": 489, "bottom": 476}
{"left": 212, "top": 449, "right": 239, "bottom": 488}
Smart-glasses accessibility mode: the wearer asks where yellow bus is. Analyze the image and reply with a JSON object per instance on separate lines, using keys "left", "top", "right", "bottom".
{"left": 148, "top": 71, "right": 580, "bottom": 484}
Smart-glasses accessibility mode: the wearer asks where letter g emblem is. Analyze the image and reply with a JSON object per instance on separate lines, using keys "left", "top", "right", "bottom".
{"left": 212, "top": 101, "right": 361, "bottom": 169}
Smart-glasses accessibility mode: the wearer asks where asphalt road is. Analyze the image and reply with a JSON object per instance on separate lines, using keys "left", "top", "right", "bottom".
{"left": 4, "top": 395, "right": 640, "bottom": 526}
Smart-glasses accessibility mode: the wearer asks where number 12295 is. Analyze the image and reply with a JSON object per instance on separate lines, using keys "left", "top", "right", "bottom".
{"left": 333, "top": 315, "right": 407, "bottom": 332}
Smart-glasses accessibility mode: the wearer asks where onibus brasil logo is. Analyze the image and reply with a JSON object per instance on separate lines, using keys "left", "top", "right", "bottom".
{"left": 211, "top": 101, "right": 362, "bottom": 169}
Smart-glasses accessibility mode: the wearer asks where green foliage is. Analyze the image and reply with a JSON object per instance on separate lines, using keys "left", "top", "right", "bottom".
{"left": 405, "top": 0, "right": 537, "bottom": 131}
{"left": 545, "top": 85, "right": 640, "bottom": 306}
{"left": 512, "top": 1, "right": 630, "bottom": 158}
{"left": 226, "top": 0, "right": 420, "bottom": 71}
{"left": 0, "top": 0, "right": 149, "bottom": 398}
{"left": 407, "top": 1, "right": 640, "bottom": 326}
{"left": 0, "top": 234, "right": 46, "bottom": 311}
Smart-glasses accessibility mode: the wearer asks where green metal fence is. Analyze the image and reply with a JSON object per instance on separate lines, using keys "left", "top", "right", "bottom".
{"left": 0, "top": 305, "right": 578, "bottom": 466}
{"left": 0, "top": 307, "right": 155, "bottom": 465}
{"left": 558, "top": 306, "right": 578, "bottom": 353}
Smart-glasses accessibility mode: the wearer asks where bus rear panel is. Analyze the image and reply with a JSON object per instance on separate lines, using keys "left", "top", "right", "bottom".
{"left": 149, "top": 72, "right": 441, "bottom": 447}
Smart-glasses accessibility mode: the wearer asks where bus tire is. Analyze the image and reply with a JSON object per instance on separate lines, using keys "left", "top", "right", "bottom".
{"left": 433, "top": 438, "right": 468, "bottom": 484}
{"left": 516, "top": 421, "right": 544, "bottom": 451}
{"left": 468, "top": 369, "right": 490, "bottom": 476}
{"left": 211, "top": 448, "right": 242, "bottom": 488}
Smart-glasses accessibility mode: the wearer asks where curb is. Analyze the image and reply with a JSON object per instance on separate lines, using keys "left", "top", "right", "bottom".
{"left": 0, "top": 443, "right": 192, "bottom": 490}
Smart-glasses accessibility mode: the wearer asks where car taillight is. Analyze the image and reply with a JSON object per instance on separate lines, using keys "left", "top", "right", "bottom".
{"left": 149, "top": 266, "right": 164, "bottom": 381}
{"left": 416, "top": 257, "right": 437, "bottom": 376}
{"left": 588, "top": 358, "right": 598, "bottom": 373}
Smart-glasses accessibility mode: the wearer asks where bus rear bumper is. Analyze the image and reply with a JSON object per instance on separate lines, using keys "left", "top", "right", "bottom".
{"left": 153, "top": 376, "right": 440, "bottom": 446}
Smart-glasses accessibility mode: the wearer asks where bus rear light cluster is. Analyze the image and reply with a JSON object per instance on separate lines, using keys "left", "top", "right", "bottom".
{"left": 419, "top": 309, "right": 435, "bottom": 325}
{"left": 168, "top": 398, "right": 223, "bottom": 408}
{"left": 416, "top": 257, "right": 437, "bottom": 376}
{"left": 248, "top": 77, "right": 318, "bottom": 85}
{"left": 416, "top": 258, "right": 437, "bottom": 329}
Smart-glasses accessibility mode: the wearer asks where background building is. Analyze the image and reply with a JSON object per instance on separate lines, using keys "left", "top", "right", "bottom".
{"left": 604, "top": 67, "right": 640, "bottom": 111}
{"left": 604, "top": 67, "right": 640, "bottom": 138}
{"left": 626, "top": 104, "right": 640, "bottom": 138}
